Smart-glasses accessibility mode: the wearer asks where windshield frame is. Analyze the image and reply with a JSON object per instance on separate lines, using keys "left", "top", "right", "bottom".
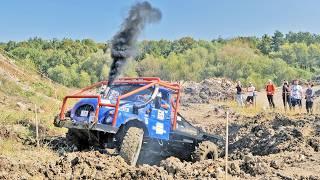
{"left": 106, "top": 84, "right": 155, "bottom": 103}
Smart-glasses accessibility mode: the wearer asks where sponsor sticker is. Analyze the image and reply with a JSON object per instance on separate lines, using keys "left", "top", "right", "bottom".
{"left": 80, "top": 110, "right": 89, "bottom": 117}
{"left": 155, "top": 122, "right": 164, "bottom": 134}
{"left": 144, "top": 115, "right": 149, "bottom": 125}
{"left": 157, "top": 110, "right": 164, "bottom": 120}
{"left": 120, "top": 106, "right": 130, "bottom": 112}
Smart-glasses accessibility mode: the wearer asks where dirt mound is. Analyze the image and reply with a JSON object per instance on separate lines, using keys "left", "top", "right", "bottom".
{"left": 38, "top": 113, "right": 320, "bottom": 179}
{"left": 0, "top": 156, "right": 40, "bottom": 179}
{"left": 1, "top": 112, "right": 320, "bottom": 180}
{"left": 0, "top": 149, "right": 223, "bottom": 179}
{"left": 39, "top": 152, "right": 230, "bottom": 180}
{"left": 181, "top": 78, "right": 235, "bottom": 105}
{"left": 40, "top": 151, "right": 171, "bottom": 179}
{"left": 0, "top": 126, "right": 17, "bottom": 140}
{"left": 229, "top": 114, "right": 320, "bottom": 158}
{"left": 160, "top": 157, "right": 225, "bottom": 179}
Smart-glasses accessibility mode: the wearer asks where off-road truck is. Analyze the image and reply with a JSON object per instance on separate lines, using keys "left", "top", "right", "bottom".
{"left": 54, "top": 77, "right": 223, "bottom": 166}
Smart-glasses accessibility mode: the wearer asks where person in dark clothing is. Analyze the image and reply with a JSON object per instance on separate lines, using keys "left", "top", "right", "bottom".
{"left": 236, "top": 81, "right": 244, "bottom": 107}
{"left": 266, "top": 80, "right": 276, "bottom": 108}
{"left": 305, "top": 83, "right": 314, "bottom": 114}
{"left": 282, "top": 80, "right": 291, "bottom": 110}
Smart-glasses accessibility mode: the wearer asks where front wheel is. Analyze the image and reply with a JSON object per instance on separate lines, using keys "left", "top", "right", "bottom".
{"left": 66, "top": 128, "right": 88, "bottom": 151}
{"left": 192, "top": 141, "right": 218, "bottom": 162}
{"left": 119, "top": 127, "right": 144, "bottom": 166}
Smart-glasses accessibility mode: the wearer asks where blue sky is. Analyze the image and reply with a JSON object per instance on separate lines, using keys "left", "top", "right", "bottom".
{"left": 1, "top": 0, "right": 320, "bottom": 42}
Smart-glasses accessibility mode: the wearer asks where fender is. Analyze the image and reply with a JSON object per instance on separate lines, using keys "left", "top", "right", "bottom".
{"left": 70, "top": 98, "right": 111, "bottom": 123}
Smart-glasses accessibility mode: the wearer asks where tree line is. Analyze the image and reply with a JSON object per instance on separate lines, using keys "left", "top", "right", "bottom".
{"left": 0, "top": 31, "right": 319, "bottom": 89}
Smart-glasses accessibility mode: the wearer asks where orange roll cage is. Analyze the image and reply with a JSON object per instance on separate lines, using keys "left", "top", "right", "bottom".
{"left": 59, "top": 77, "right": 181, "bottom": 130}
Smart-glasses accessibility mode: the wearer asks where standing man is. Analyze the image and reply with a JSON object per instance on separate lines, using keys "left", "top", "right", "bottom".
{"left": 246, "top": 82, "right": 255, "bottom": 107}
{"left": 282, "top": 80, "right": 291, "bottom": 110}
{"left": 266, "top": 80, "right": 276, "bottom": 109}
{"left": 236, "top": 81, "right": 243, "bottom": 107}
{"left": 305, "top": 83, "right": 314, "bottom": 114}
{"left": 290, "top": 79, "right": 303, "bottom": 111}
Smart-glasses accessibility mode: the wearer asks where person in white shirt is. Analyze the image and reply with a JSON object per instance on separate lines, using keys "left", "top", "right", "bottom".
{"left": 246, "top": 82, "right": 255, "bottom": 106}
{"left": 290, "top": 79, "right": 303, "bottom": 110}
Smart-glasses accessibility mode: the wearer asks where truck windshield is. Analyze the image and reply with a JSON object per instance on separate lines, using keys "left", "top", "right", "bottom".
{"left": 106, "top": 84, "right": 154, "bottom": 103}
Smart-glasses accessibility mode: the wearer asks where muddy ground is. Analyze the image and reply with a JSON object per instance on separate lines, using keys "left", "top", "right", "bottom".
{"left": 1, "top": 106, "right": 320, "bottom": 179}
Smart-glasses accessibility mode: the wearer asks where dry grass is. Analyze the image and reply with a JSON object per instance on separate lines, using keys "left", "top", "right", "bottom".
{"left": 213, "top": 99, "right": 313, "bottom": 118}
{"left": 0, "top": 139, "right": 58, "bottom": 163}
{"left": 0, "top": 53, "right": 71, "bottom": 138}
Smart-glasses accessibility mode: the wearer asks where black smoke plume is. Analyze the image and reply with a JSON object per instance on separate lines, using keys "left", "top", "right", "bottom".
{"left": 108, "top": 1, "right": 162, "bottom": 86}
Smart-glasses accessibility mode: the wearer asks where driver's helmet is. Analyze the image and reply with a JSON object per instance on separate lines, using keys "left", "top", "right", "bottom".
{"left": 109, "top": 90, "right": 120, "bottom": 102}
{"left": 100, "top": 85, "right": 107, "bottom": 94}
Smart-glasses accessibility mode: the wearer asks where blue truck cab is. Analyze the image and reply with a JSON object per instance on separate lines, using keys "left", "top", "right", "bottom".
{"left": 69, "top": 84, "right": 172, "bottom": 140}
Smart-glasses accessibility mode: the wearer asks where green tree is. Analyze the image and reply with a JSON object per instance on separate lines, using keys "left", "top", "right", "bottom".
{"left": 308, "top": 43, "right": 320, "bottom": 68}
{"left": 77, "top": 71, "right": 91, "bottom": 87}
{"left": 258, "top": 34, "right": 272, "bottom": 55}
{"left": 47, "top": 65, "right": 72, "bottom": 86}
{"left": 271, "top": 30, "right": 284, "bottom": 52}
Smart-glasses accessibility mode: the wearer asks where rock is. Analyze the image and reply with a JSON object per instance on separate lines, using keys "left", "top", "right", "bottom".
{"left": 276, "top": 172, "right": 293, "bottom": 180}
{"left": 240, "top": 155, "right": 270, "bottom": 176}
{"left": 308, "top": 138, "right": 320, "bottom": 152}
{"left": 160, "top": 157, "right": 183, "bottom": 174}
{"left": 215, "top": 167, "right": 225, "bottom": 179}
{"left": 229, "top": 162, "right": 241, "bottom": 175}
{"left": 16, "top": 102, "right": 27, "bottom": 110}
{"left": 244, "top": 154, "right": 254, "bottom": 162}
{"left": 297, "top": 154, "right": 306, "bottom": 162}
{"left": 270, "top": 160, "right": 283, "bottom": 170}
{"left": 37, "top": 108, "right": 45, "bottom": 113}
{"left": 309, "top": 175, "right": 320, "bottom": 180}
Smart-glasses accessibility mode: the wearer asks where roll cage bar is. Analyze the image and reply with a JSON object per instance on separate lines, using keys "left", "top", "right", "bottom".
{"left": 59, "top": 77, "right": 181, "bottom": 130}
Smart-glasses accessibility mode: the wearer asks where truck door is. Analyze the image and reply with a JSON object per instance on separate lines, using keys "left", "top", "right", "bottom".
{"left": 147, "top": 90, "right": 171, "bottom": 140}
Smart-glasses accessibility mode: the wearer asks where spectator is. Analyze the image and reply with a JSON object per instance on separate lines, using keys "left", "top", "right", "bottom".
{"left": 305, "top": 83, "right": 315, "bottom": 114}
{"left": 282, "top": 80, "right": 291, "bottom": 110}
{"left": 290, "top": 79, "right": 303, "bottom": 111}
{"left": 236, "top": 81, "right": 244, "bottom": 107}
{"left": 246, "top": 82, "right": 255, "bottom": 107}
{"left": 265, "top": 80, "right": 276, "bottom": 109}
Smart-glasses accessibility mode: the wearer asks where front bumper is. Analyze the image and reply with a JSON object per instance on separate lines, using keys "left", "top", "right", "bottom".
{"left": 54, "top": 116, "right": 118, "bottom": 134}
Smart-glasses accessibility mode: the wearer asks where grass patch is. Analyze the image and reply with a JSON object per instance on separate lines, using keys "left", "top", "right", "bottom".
{"left": 214, "top": 99, "right": 305, "bottom": 118}
{"left": 0, "top": 109, "right": 31, "bottom": 124}
{"left": 0, "top": 77, "right": 24, "bottom": 96}
{"left": 0, "top": 139, "right": 58, "bottom": 163}
{"left": 0, "top": 139, "right": 21, "bottom": 155}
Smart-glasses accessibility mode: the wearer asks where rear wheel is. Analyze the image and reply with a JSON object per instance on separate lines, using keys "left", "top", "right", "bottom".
{"left": 119, "top": 127, "right": 144, "bottom": 166}
{"left": 193, "top": 141, "right": 218, "bottom": 161}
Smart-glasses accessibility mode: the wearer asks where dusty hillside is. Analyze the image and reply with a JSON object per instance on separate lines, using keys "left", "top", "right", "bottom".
{"left": 0, "top": 52, "right": 70, "bottom": 179}
{"left": 0, "top": 52, "right": 70, "bottom": 131}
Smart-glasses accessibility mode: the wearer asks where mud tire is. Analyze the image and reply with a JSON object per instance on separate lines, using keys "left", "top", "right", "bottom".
{"left": 119, "top": 127, "right": 144, "bottom": 166}
{"left": 193, "top": 141, "right": 218, "bottom": 162}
